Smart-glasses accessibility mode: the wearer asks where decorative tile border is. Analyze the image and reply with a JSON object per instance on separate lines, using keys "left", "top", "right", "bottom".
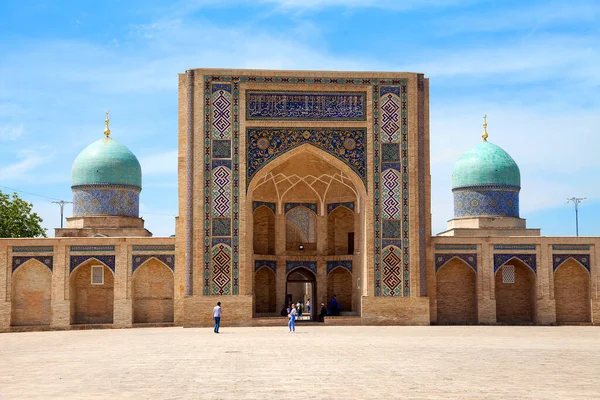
{"left": 493, "top": 244, "right": 536, "bottom": 251}
{"left": 132, "top": 254, "right": 175, "bottom": 273}
{"left": 70, "top": 255, "right": 116, "bottom": 274}
{"left": 493, "top": 254, "right": 536, "bottom": 274}
{"left": 132, "top": 245, "right": 175, "bottom": 252}
{"left": 326, "top": 260, "right": 352, "bottom": 275}
{"left": 12, "top": 246, "right": 53, "bottom": 253}
{"left": 70, "top": 245, "right": 115, "bottom": 252}
{"left": 12, "top": 256, "right": 53, "bottom": 272}
{"left": 254, "top": 260, "right": 276, "bottom": 273}
{"left": 552, "top": 254, "right": 590, "bottom": 272}
{"left": 252, "top": 201, "right": 276, "bottom": 214}
{"left": 286, "top": 261, "right": 317, "bottom": 276}
{"left": 552, "top": 244, "right": 591, "bottom": 251}
{"left": 327, "top": 202, "right": 355, "bottom": 215}
{"left": 434, "top": 244, "right": 477, "bottom": 251}
{"left": 434, "top": 254, "right": 477, "bottom": 273}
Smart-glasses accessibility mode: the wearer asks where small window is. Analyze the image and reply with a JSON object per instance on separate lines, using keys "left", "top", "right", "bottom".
{"left": 91, "top": 265, "right": 104, "bottom": 285}
{"left": 502, "top": 265, "right": 515, "bottom": 284}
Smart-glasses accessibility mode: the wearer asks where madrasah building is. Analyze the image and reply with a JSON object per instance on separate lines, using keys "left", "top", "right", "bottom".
{"left": 0, "top": 69, "right": 598, "bottom": 331}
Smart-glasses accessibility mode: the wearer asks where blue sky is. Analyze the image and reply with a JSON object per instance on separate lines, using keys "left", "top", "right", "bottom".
{"left": 0, "top": 0, "right": 599, "bottom": 237}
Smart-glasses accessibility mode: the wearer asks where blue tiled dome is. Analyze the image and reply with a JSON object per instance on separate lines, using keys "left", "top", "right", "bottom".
{"left": 452, "top": 141, "right": 520, "bottom": 189}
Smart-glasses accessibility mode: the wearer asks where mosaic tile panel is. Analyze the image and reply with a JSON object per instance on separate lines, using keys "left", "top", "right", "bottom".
{"left": 494, "top": 244, "right": 536, "bottom": 251}
{"left": 434, "top": 253, "right": 477, "bottom": 273}
{"left": 327, "top": 202, "right": 354, "bottom": 215}
{"left": 212, "top": 218, "right": 231, "bottom": 237}
{"left": 70, "top": 255, "right": 116, "bottom": 274}
{"left": 246, "top": 91, "right": 366, "bottom": 121}
{"left": 380, "top": 92, "right": 402, "bottom": 143}
{"left": 552, "top": 254, "right": 590, "bottom": 272}
{"left": 12, "top": 256, "right": 53, "bottom": 272}
{"left": 212, "top": 166, "right": 232, "bottom": 218}
{"left": 382, "top": 168, "right": 401, "bottom": 220}
{"left": 253, "top": 201, "right": 276, "bottom": 214}
{"left": 70, "top": 245, "right": 115, "bottom": 252}
{"left": 382, "top": 220, "right": 401, "bottom": 239}
{"left": 381, "top": 143, "right": 400, "bottom": 163}
{"left": 286, "top": 261, "right": 317, "bottom": 276}
{"left": 435, "top": 244, "right": 477, "bottom": 251}
{"left": 212, "top": 84, "right": 232, "bottom": 140}
{"left": 132, "top": 254, "right": 175, "bottom": 273}
{"left": 453, "top": 188, "right": 519, "bottom": 218}
{"left": 552, "top": 244, "right": 591, "bottom": 251}
{"left": 210, "top": 244, "right": 232, "bottom": 295}
{"left": 212, "top": 140, "right": 231, "bottom": 159}
{"left": 493, "top": 254, "right": 536, "bottom": 274}
{"left": 381, "top": 246, "right": 402, "bottom": 296}
{"left": 286, "top": 207, "right": 316, "bottom": 243}
{"left": 285, "top": 203, "right": 318, "bottom": 215}
{"left": 254, "top": 260, "right": 276, "bottom": 273}
{"left": 12, "top": 246, "right": 53, "bottom": 253}
{"left": 73, "top": 187, "right": 140, "bottom": 218}
{"left": 247, "top": 128, "right": 367, "bottom": 186}
{"left": 132, "top": 245, "right": 175, "bottom": 252}
{"left": 326, "top": 260, "right": 352, "bottom": 275}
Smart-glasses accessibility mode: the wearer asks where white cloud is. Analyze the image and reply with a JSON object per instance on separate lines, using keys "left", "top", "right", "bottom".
{"left": 0, "top": 148, "right": 55, "bottom": 181}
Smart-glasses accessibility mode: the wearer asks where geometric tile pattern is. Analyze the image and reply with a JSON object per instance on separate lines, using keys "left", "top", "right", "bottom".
{"left": 247, "top": 127, "right": 367, "bottom": 186}
{"left": 254, "top": 260, "right": 276, "bottom": 273}
{"left": 12, "top": 256, "right": 53, "bottom": 273}
{"left": 326, "top": 260, "right": 352, "bottom": 275}
{"left": 73, "top": 186, "right": 140, "bottom": 218}
{"left": 246, "top": 91, "right": 366, "bottom": 121}
{"left": 205, "top": 82, "right": 236, "bottom": 295}
{"left": 375, "top": 85, "right": 409, "bottom": 297}
{"left": 493, "top": 253, "right": 536, "bottom": 274}
{"left": 494, "top": 244, "right": 536, "bottom": 251}
{"left": 253, "top": 201, "right": 276, "bottom": 214}
{"left": 132, "top": 254, "right": 175, "bottom": 274}
{"left": 435, "top": 244, "right": 477, "bottom": 251}
{"left": 327, "top": 202, "right": 354, "bottom": 215}
{"left": 453, "top": 187, "right": 519, "bottom": 218}
{"left": 204, "top": 74, "right": 410, "bottom": 298}
{"left": 434, "top": 253, "right": 477, "bottom": 273}
{"left": 552, "top": 244, "right": 591, "bottom": 251}
{"left": 285, "top": 203, "right": 318, "bottom": 215}
{"left": 210, "top": 244, "right": 232, "bottom": 295}
{"left": 132, "top": 245, "right": 176, "bottom": 252}
{"left": 286, "top": 206, "right": 317, "bottom": 243}
{"left": 70, "top": 255, "right": 116, "bottom": 274}
{"left": 286, "top": 261, "right": 317, "bottom": 276}
{"left": 552, "top": 254, "right": 590, "bottom": 273}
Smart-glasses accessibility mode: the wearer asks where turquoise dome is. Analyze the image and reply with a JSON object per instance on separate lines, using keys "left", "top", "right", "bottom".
{"left": 71, "top": 137, "right": 142, "bottom": 188}
{"left": 452, "top": 141, "right": 520, "bottom": 189}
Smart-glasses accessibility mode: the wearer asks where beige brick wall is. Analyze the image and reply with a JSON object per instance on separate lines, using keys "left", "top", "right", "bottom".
{"left": 254, "top": 267, "right": 276, "bottom": 313}
{"left": 495, "top": 262, "right": 535, "bottom": 323}
{"left": 327, "top": 207, "right": 354, "bottom": 256}
{"left": 70, "top": 263, "right": 114, "bottom": 324}
{"left": 361, "top": 296, "right": 430, "bottom": 325}
{"left": 326, "top": 268, "right": 353, "bottom": 312}
{"left": 253, "top": 207, "right": 275, "bottom": 255}
{"left": 436, "top": 259, "right": 477, "bottom": 324}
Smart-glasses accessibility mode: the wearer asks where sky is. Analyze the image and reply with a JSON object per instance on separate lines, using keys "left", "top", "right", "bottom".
{"left": 0, "top": 0, "right": 599, "bottom": 237}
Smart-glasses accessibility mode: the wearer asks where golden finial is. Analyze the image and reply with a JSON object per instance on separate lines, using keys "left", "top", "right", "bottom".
{"left": 482, "top": 114, "right": 488, "bottom": 142}
{"left": 104, "top": 111, "right": 111, "bottom": 137}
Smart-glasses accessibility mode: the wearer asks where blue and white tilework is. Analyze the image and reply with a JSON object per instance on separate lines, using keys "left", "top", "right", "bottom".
{"left": 73, "top": 186, "right": 140, "bottom": 218}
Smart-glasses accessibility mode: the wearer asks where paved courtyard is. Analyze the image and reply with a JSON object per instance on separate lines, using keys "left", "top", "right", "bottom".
{"left": 1, "top": 325, "right": 599, "bottom": 399}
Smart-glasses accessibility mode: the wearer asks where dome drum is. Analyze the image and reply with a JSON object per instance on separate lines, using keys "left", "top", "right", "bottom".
{"left": 453, "top": 187, "right": 519, "bottom": 218}
{"left": 73, "top": 186, "right": 140, "bottom": 218}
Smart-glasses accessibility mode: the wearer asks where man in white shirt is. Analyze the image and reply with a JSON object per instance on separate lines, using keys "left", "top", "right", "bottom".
{"left": 213, "top": 302, "right": 221, "bottom": 333}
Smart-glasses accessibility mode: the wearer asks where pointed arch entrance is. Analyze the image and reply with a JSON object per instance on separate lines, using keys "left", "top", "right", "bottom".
{"left": 70, "top": 259, "right": 114, "bottom": 325}
{"left": 436, "top": 258, "right": 477, "bottom": 324}
{"left": 11, "top": 259, "right": 52, "bottom": 326}
{"left": 495, "top": 259, "right": 536, "bottom": 324}
{"left": 554, "top": 258, "right": 591, "bottom": 323}
{"left": 286, "top": 267, "right": 316, "bottom": 321}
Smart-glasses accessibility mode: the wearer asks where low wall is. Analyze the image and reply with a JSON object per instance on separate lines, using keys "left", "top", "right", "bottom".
{"left": 361, "top": 296, "right": 430, "bottom": 325}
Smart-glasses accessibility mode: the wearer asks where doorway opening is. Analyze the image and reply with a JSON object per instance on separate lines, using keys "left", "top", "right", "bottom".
{"left": 286, "top": 267, "right": 316, "bottom": 321}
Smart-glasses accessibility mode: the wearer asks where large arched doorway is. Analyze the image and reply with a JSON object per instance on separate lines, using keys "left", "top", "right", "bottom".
{"left": 326, "top": 267, "right": 353, "bottom": 313}
{"left": 132, "top": 258, "right": 174, "bottom": 323}
{"left": 286, "top": 267, "right": 316, "bottom": 320}
{"left": 254, "top": 266, "right": 277, "bottom": 315}
{"left": 554, "top": 259, "right": 591, "bottom": 323}
{"left": 247, "top": 145, "right": 367, "bottom": 320}
{"left": 11, "top": 260, "right": 52, "bottom": 326}
{"left": 495, "top": 260, "right": 536, "bottom": 324}
{"left": 70, "top": 260, "right": 114, "bottom": 325}
{"left": 436, "top": 258, "right": 477, "bottom": 324}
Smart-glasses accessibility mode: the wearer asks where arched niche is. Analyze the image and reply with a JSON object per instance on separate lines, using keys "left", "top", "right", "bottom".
{"left": 286, "top": 206, "right": 317, "bottom": 251}
{"left": 495, "top": 259, "right": 536, "bottom": 324}
{"left": 327, "top": 206, "right": 354, "bottom": 255}
{"left": 70, "top": 260, "right": 114, "bottom": 325}
{"left": 253, "top": 206, "right": 275, "bottom": 255}
{"left": 132, "top": 258, "right": 174, "bottom": 323}
{"left": 554, "top": 258, "right": 590, "bottom": 323}
{"left": 326, "top": 267, "right": 353, "bottom": 313}
{"left": 11, "top": 260, "right": 52, "bottom": 326}
{"left": 436, "top": 258, "right": 477, "bottom": 324}
{"left": 254, "top": 267, "right": 276, "bottom": 314}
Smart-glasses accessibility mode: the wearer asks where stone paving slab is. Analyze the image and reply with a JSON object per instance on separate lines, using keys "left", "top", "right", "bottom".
{"left": 1, "top": 326, "right": 600, "bottom": 399}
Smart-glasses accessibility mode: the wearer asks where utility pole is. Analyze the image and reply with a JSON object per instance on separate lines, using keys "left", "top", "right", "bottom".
{"left": 52, "top": 200, "right": 72, "bottom": 229}
{"left": 566, "top": 197, "right": 586, "bottom": 236}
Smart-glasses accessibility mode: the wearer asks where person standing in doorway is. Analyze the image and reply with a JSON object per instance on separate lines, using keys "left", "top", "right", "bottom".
{"left": 288, "top": 304, "right": 297, "bottom": 333}
{"left": 213, "top": 302, "right": 222, "bottom": 333}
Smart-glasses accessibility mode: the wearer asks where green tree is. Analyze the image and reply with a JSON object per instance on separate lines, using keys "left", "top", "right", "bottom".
{"left": 0, "top": 190, "right": 47, "bottom": 238}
